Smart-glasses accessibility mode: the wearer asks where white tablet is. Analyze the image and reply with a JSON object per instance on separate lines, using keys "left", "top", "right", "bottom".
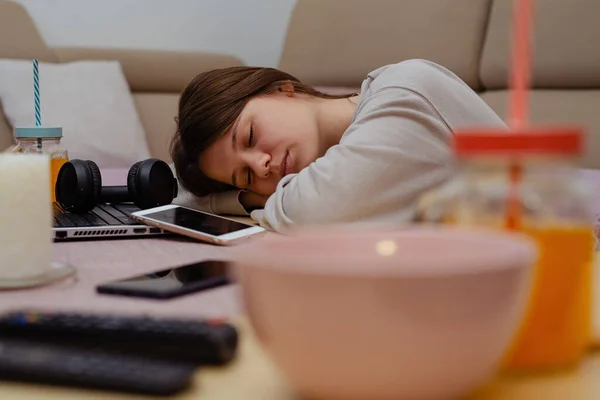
{"left": 131, "top": 204, "right": 265, "bottom": 245}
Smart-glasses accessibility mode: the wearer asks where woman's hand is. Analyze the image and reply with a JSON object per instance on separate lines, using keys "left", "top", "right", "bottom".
{"left": 240, "top": 190, "right": 270, "bottom": 211}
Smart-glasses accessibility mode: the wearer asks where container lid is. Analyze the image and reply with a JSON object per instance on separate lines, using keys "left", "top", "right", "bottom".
{"left": 14, "top": 126, "right": 62, "bottom": 139}
{"left": 453, "top": 126, "right": 583, "bottom": 157}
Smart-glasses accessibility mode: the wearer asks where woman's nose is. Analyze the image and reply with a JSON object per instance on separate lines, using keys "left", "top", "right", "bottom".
{"left": 247, "top": 151, "right": 271, "bottom": 178}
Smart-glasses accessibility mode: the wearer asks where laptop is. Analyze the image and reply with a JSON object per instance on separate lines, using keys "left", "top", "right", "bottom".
{"left": 52, "top": 202, "right": 166, "bottom": 241}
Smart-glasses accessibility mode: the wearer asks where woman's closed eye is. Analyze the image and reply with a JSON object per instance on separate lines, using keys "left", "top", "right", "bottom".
{"left": 247, "top": 124, "right": 254, "bottom": 148}
{"left": 246, "top": 124, "right": 254, "bottom": 187}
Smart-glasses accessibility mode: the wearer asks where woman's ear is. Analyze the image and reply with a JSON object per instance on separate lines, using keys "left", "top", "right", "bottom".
{"left": 277, "top": 80, "right": 295, "bottom": 97}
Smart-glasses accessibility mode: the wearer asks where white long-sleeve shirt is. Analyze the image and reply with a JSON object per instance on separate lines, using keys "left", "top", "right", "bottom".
{"left": 173, "top": 60, "right": 507, "bottom": 232}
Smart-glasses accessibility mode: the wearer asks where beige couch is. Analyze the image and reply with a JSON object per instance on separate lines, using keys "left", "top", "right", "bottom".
{"left": 2, "top": 0, "right": 600, "bottom": 169}
{"left": 0, "top": 0, "right": 244, "bottom": 161}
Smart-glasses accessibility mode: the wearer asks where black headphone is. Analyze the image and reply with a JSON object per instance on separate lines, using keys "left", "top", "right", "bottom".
{"left": 55, "top": 158, "right": 178, "bottom": 213}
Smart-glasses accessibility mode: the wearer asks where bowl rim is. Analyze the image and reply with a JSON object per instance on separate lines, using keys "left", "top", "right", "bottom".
{"left": 231, "top": 225, "right": 538, "bottom": 278}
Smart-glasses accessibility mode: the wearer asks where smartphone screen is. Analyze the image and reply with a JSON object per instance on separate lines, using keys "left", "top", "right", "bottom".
{"left": 142, "top": 207, "right": 251, "bottom": 236}
{"left": 96, "top": 260, "right": 230, "bottom": 299}
{"left": 145, "top": 207, "right": 252, "bottom": 236}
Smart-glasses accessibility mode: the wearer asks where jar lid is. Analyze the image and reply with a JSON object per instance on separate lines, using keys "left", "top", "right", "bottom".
{"left": 453, "top": 126, "right": 583, "bottom": 157}
{"left": 14, "top": 126, "right": 62, "bottom": 139}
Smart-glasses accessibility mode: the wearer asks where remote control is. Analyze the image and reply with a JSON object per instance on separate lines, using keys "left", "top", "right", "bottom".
{"left": 0, "top": 310, "right": 238, "bottom": 365}
{"left": 0, "top": 337, "right": 195, "bottom": 395}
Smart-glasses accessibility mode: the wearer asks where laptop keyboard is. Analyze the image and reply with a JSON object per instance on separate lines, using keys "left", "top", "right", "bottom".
{"left": 53, "top": 203, "right": 141, "bottom": 228}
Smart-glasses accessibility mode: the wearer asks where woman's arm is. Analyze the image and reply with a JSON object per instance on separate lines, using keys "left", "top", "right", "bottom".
{"left": 239, "top": 191, "right": 269, "bottom": 211}
{"left": 172, "top": 186, "right": 250, "bottom": 216}
{"left": 250, "top": 87, "right": 456, "bottom": 232}
{"left": 169, "top": 162, "right": 251, "bottom": 216}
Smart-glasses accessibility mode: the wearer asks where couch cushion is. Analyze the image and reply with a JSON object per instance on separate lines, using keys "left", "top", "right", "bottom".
{"left": 133, "top": 93, "right": 179, "bottom": 162}
{"left": 0, "top": 0, "right": 57, "bottom": 62}
{"left": 480, "top": 90, "right": 600, "bottom": 169}
{"left": 278, "top": 0, "right": 493, "bottom": 90}
{"left": 481, "top": 0, "right": 600, "bottom": 90}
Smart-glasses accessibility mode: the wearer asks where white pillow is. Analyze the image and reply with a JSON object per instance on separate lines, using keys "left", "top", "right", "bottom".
{"left": 0, "top": 59, "right": 151, "bottom": 168}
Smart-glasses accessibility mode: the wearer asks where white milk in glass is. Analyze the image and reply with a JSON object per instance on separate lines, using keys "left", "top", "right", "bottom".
{"left": 0, "top": 153, "right": 52, "bottom": 280}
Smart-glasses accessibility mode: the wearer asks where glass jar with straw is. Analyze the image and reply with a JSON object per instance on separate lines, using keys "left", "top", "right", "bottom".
{"left": 417, "top": 0, "right": 596, "bottom": 371}
{"left": 418, "top": 127, "right": 595, "bottom": 371}
{"left": 13, "top": 59, "right": 68, "bottom": 202}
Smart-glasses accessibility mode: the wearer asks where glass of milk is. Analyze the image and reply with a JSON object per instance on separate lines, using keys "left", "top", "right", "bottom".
{"left": 0, "top": 153, "right": 74, "bottom": 287}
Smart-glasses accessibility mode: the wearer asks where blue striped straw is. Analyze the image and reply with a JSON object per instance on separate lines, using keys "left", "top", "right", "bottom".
{"left": 33, "top": 59, "right": 41, "bottom": 126}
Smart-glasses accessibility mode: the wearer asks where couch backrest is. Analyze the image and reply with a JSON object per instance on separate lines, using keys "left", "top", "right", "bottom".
{"left": 53, "top": 48, "right": 243, "bottom": 94}
{"left": 278, "top": 0, "right": 493, "bottom": 91}
{"left": 0, "top": 0, "right": 58, "bottom": 63}
{"left": 479, "top": 0, "right": 600, "bottom": 168}
{"left": 481, "top": 0, "right": 600, "bottom": 90}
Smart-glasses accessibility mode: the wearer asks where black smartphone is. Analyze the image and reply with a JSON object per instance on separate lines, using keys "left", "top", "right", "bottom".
{"left": 96, "top": 260, "right": 231, "bottom": 299}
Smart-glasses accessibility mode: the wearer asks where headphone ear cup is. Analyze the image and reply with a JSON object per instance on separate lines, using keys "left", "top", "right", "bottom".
{"left": 127, "top": 161, "right": 143, "bottom": 206}
{"left": 55, "top": 159, "right": 101, "bottom": 213}
{"left": 85, "top": 160, "right": 102, "bottom": 206}
{"left": 127, "top": 158, "right": 177, "bottom": 209}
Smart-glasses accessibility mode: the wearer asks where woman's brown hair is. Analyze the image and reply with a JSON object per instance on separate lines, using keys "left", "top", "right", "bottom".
{"left": 170, "top": 66, "right": 355, "bottom": 198}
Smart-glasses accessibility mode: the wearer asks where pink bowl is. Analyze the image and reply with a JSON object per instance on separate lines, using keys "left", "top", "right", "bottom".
{"left": 231, "top": 225, "right": 537, "bottom": 400}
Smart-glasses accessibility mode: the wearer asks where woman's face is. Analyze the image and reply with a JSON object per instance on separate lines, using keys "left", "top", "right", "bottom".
{"left": 198, "top": 92, "right": 321, "bottom": 196}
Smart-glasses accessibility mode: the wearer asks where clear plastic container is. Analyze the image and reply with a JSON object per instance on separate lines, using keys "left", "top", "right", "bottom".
{"left": 418, "top": 126, "right": 596, "bottom": 372}
{"left": 14, "top": 127, "right": 68, "bottom": 202}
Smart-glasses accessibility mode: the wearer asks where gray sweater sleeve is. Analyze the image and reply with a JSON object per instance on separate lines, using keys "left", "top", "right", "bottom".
{"left": 169, "top": 163, "right": 249, "bottom": 216}
{"left": 250, "top": 87, "right": 456, "bottom": 232}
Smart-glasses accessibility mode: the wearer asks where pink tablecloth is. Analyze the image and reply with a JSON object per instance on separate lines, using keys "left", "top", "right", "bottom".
{"left": 1, "top": 166, "right": 599, "bottom": 319}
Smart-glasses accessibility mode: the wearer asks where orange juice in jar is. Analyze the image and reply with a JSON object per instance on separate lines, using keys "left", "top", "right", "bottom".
{"left": 502, "top": 224, "right": 595, "bottom": 370}
{"left": 14, "top": 127, "right": 68, "bottom": 202}
{"left": 50, "top": 154, "right": 68, "bottom": 202}
{"left": 418, "top": 127, "right": 594, "bottom": 372}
